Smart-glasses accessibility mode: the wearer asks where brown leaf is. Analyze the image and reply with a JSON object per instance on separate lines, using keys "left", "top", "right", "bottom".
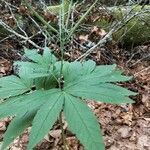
{"left": 21, "top": 134, "right": 28, "bottom": 144}
{"left": 79, "top": 35, "right": 89, "bottom": 42}
{"left": 137, "top": 135, "right": 150, "bottom": 149}
{"left": 99, "top": 29, "right": 107, "bottom": 37}
{"left": 0, "top": 59, "right": 12, "bottom": 75}
{"left": 117, "top": 126, "right": 132, "bottom": 138}
{"left": 91, "top": 26, "right": 106, "bottom": 37}
{"left": 49, "top": 129, "right": 61, "bottom": 139}
{"left": 0, "top": 121, "right": 7, "bottom": 131}
{"left": 121, "top": 112, "right": 133, "bottom": 125}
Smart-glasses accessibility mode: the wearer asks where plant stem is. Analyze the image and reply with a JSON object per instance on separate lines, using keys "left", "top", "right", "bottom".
{"left": 59, "top": 2, "right": 67, "bottom": 149}
{"left": 65, "top": 0, "right": 73, "bottom": 29}
{"left": 23, "top": 0, "right": 58, "bottom": 34}
{"left": 59, "top": 0, "right": 65, "bottom": 77}
{"left": 59, "top": 112, "right": 68, "bottom": 150}
{"left": 68, "top": 0, "right": 98, "bottom": 39}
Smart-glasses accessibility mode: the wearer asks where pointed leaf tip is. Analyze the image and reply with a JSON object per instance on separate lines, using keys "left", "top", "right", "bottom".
{"left": 64, "top": 94, "right": 105, "bottom": 150}
{"left": 2, "top": 110, "right": 36, "bottom": 150}
{"left": 27, "top": 91, "right": 64, "bottom": 149}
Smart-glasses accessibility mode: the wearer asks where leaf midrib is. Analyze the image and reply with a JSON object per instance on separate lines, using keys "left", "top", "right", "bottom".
{"left": 32, "top": 93, "right": 62, "bottom": 142}
{"left": 66, "top": 94, "right": 100, "bottom": 148}
{"left": 66, "top": 89, "right": 128, "bottom": 99}
{"left": 64, "top": 73, "right": 115, "bottom": 89}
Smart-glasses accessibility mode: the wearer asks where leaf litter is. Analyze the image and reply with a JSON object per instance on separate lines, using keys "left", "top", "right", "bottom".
{"left": 0, "top": 44, "right": 149, "bottom": 150}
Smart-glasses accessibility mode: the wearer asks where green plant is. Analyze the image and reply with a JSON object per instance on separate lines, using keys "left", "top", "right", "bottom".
{"left": 0, "top": 47, "right": 136, "bottom": 150}
{"left": 23, "top": 0, "right": 98, "bottom": 40}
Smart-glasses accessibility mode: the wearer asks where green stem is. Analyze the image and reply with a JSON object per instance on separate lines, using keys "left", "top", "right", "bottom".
{"left": 23, "top": 0, "right": 58, "bottom": 34}
{"left": 59, "top": 112, "right": 68, "bottom": 150}
{"left": 68, "top": 0, "right": 98, "bottom": 38}
{"left": 59, "top": 3, "right": 67, "bottom": 148}
{"left": 65, "top": 0, "right": 73, "bottom": 29}
{"left": 59, "top": 0, "right": 65, "bottom": 77}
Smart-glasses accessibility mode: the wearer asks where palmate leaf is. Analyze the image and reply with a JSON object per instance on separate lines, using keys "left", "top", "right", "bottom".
{"left": 24, "top": 49, "right": 44, "bottom": 64}
{"left": 24, "top": 47, "right": 57, "bottom": 65}
{"left": 64, "top": 94, "right": 105, "bottom": 150}
{"left": 0, "top": 54, "right": 137, "bottom": 150}
{"left": 63, "top": 60, "right": 136, "bottom": 104}
{"left": 63, "top": 61, "right": 132, "bottom": 89}
{"left": 27, "top": 90, "right": 64, "bottom": 150}
{"left": 65, "top": 82, "right": 136, "bottom": 104}
{"left": 14, "top": 61, "right": 58, "bottom": 90}
{"left": 14, "top": 47, "right": 58, "bottom": 90}
{"left": 62, "top": 60, "right": 96, "bottom": 84}
{"left": 1, "top": 89, "right": 63, "bottom": 149}
{"left": 15, "top": 48, "right": 56, "bottom": 78}
{"left": 0, "top": 75, "right": 31, "bottom": 99}
{"left": 2, "top": 110, "right": 36, "bottom": 150}
{"left": 0, "top": 89, "right": 59, "bottom": 120}
{"left": 14, "top": 61, "right": 51, "bottom": 78}
{"left": 42, "top": 47, "right": 57, "bottom": 64}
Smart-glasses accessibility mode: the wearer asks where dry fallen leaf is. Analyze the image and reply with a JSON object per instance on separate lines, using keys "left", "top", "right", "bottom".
{"left": 137, "top": 135, "right": 150, "bottom": 149}
{"left": 121, "top": 112, "right": 133, "bottom": 126}
{"left": 21, "top": 134, "right": 28, "bottom": 144}
{"left": 117, "top": 126, "right": 132, "bottom": 138}
{"left": 49, "top": 130, "right": 62, "bottom": 139}
{"left": 0, "top": 59, "right": 12, "bottom": 75}
{"left": 91, "top": 26, "right": 106, "bottom": 37}
{"left": 79, "top": 34, "right": 89, "bottom": 42}
{"left": 0, "top": 121, "right": 7, "bottom": 131}
{"left": 99, "top": 29, "right": 107, "bottom": 37}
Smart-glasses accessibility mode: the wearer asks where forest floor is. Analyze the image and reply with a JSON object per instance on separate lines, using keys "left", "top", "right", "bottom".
{"left": 0, "top": 1, "right": 150, "bottom": 150}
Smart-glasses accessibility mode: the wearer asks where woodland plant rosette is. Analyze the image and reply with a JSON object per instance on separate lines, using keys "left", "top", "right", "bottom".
{"left": 0, "top": 47, "right": 137, "bottom": 150}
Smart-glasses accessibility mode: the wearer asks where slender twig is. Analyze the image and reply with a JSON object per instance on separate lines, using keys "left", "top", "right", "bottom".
{"left": 5, "top": 1, "right": 28, "bottom": 37}
{"left": 130, "top": 53, "right": 150, "bottom": 67}
{"left": 134, "top": 66, "right": 150, "bottom": 77}
{"left": 76, "top": 27, "right": 115, "bottom": 61}
{"left": 27, "top": 15, "right": 54, "bottom": 45}
{"left": 23, "top": 0, "right": 58, "bottom": 34}
{"left": 0, "top": 35, "right": 14, "bottom": 43}
{"left": 0, "top": 20, "right": 43, "bottom": 49}
{"left": 68, "top": 0, "right": 98, "bottom": 38}
{"left": 76, "top": 8, "right": 150, "bottom": 61}
{"left": 65, "top": 0, "right": 73, "bottom": 29}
